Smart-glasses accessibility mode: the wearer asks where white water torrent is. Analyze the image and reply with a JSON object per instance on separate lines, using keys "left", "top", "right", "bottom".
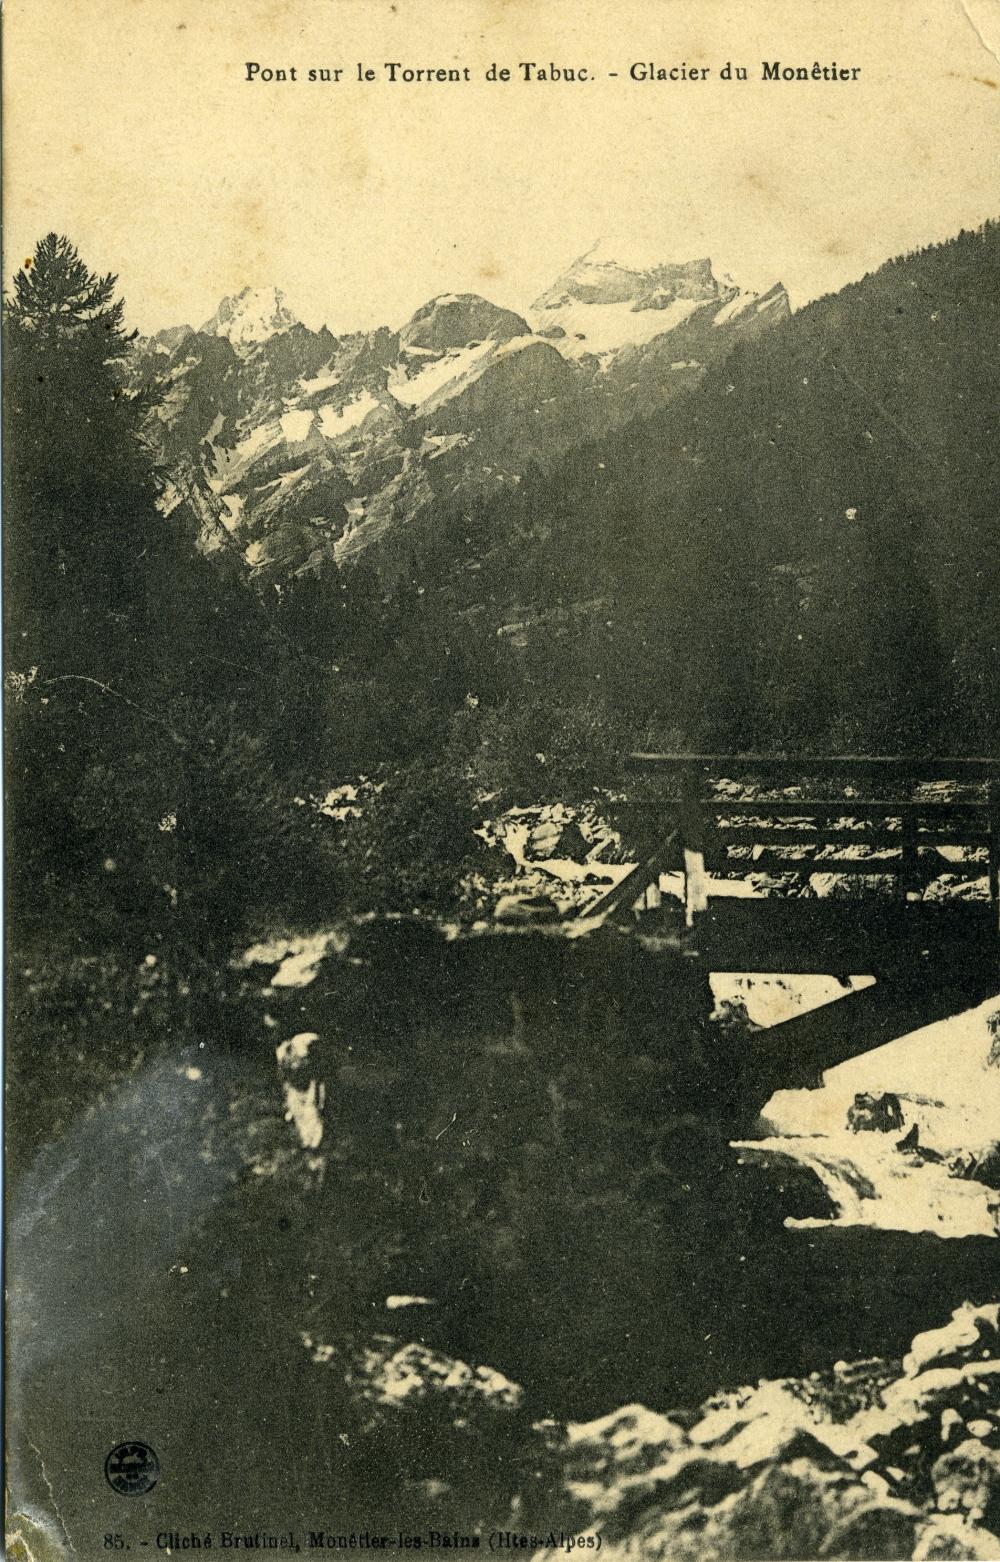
{"left": 731, "top": 983, "right": 1000, "bottom": 1240}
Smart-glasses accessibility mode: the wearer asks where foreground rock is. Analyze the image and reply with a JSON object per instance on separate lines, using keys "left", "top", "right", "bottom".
{"left": 288, "top": 1302, "right": 999, "bottom": 1557}
{"left": 556, "top": 1301, "right": 1000, "bottom": 1559}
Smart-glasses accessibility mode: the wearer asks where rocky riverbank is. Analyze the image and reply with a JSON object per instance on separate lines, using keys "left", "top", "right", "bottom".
{"left": 210, "top": 1299, "right": 1000, "bottom": 1559}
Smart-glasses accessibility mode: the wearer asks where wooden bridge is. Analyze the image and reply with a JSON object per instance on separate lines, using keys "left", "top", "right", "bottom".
{"left": 589, "top": 754, "right": 1000, "bottom": 1089}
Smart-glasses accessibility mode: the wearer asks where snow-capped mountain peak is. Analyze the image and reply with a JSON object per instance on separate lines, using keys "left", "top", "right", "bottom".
{"left": 201, "top": 285, "right": 299, "bottom": 346}
{"left": 135, "top": 242, "right": 790, "bottom": 578}
{"left": 529, "top": 243, "right": 788, "bottom": 359}
{"left": 532, "top": 244, "right": 718, "bottom": 313}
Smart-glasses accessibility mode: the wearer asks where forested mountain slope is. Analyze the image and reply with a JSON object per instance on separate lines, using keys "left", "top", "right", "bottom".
{"left": 430, "top": 222, "right": 1000, "bottom": 755}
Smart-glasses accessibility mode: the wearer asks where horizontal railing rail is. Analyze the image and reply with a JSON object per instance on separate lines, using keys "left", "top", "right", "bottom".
{"left": 629, "top": 752, "right": 1000, "bottom": 781}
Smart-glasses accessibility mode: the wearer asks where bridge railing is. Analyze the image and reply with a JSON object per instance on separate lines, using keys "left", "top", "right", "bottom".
{"left": 613, "top": 754, "right": 1000, "bottom": 933}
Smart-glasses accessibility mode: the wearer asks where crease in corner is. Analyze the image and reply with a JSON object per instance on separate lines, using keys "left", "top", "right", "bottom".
{"left": 959, "top": 0, "right": 1000, "bottom": 65}
{"left": 6, "top": 1505, "right": 73, "bottom": 1562}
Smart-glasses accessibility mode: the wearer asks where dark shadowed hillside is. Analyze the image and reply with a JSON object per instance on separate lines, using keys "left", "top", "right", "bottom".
{"left": 423, "top": 222, "right": 1000, "bottom": 757}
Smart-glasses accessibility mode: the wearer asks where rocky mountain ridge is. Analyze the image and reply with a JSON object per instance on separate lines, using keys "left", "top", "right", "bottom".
{"left": 131, "top": 248, "right": 789, "bottom": 581}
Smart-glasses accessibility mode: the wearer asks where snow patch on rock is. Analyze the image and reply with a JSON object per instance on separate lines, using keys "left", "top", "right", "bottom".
{"left": 388, "top": 339, "right": 499, "bottom": 408}
{"left": 318, "top": 389, "right": 381, "bottom": 436}
{"left": 201, "top": 285, "right": 299, "bottom": 346}
{"left": 280, "top": 408, "right": 316, "bottom": 444}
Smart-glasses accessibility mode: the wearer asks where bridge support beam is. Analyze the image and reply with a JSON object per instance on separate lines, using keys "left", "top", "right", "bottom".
{"left": 731, "top": 967, "right": 1000, "bottom": 1127}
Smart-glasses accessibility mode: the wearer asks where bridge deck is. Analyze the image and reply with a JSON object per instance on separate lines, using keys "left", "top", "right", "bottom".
{"left": 643, "top": 898, "right": 997, "bottom": 975}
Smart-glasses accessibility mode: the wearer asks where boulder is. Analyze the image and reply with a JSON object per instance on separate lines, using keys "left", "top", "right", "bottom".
{"left": 711, "top": 1455, "right": 874, "bottom": 1561}
{"left": 932, "top": 1440, "right": 1000, "bottom": 1529}
{"left": 525, "top": 818, "right": 564, "bottom": 859}
{"left": 967, "top": 1146, "right": 1000, "bottom": 1190}
{"left": 563, "top": 1403, "right": 690, "bottom": 1516}
{"left": 905, "top": 1303, "right": 1000, "bottom": 1377}
{"left": 847, "top": 1091, "right": 905, "bottom": 1134}
{"left": 915, "top": 1515, "right": 1000, "bottom": 1558}
{"left": 552, "top": 821, "right": 592, "bottom": 862}
{"left": 819, "top": 1498, "right": 920, "bottom": 1558}
{"left": 494, "top": 893, "right": 562, "bottom": 923}
{"left": 689, "top": 1380, "right": 877, "bottom": 1471}
{"left": 349, "top": 1339, "right": 523, "bottom": 1414}
{"left": 300, "top": 1333, "right": 569, "bottom": 1533}
{"left": 525, "top": 818, "right": 592, "bottom": 863}
{"left": 566, "top": 1453, "right": 874, "bottom": 1562}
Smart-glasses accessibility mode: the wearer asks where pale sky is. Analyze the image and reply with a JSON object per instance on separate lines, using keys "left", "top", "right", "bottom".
{"left": 4, "top": 0, "right": 999, "bottom": 335}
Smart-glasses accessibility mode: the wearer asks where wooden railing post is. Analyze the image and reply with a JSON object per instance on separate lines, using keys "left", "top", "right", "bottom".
{"left": 679, "top": 764, "right": 707, "bottom": 928}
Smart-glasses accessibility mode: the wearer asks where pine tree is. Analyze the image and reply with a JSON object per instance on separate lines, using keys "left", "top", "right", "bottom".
{"left": 3, "top": 233, "right": 167, "bottom": 682}
{"left": 3, "top": 236, "right": 333, "bottom": 943}
{"left": 7, "top": 232, "right": 129, "bottom": 352}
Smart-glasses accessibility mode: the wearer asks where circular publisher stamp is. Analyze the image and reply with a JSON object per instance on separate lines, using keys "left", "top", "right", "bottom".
{"left": 104, "top": 1442, "right": 160, "bottom": 1497}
